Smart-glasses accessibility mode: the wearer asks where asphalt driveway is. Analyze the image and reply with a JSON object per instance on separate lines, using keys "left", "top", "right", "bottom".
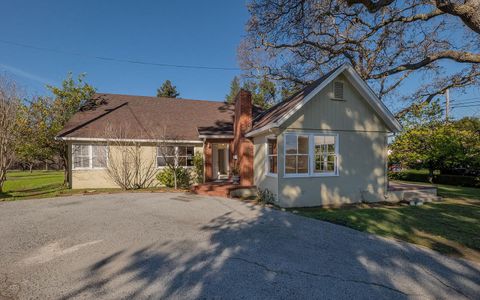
{"left": 0, "top": 193, "right": 479, "bottom": 299}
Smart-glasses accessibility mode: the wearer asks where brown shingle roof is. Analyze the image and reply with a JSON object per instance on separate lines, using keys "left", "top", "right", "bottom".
{"left": 57, "top": 93, "right": 237, "bottom": 141}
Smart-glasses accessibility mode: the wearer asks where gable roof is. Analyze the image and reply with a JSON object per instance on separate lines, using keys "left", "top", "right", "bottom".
{"left": 56, "top": 94, "right": 237, "bottom": 142}
{"left": 248, "top": 63, "right": 402, "bottom": 136}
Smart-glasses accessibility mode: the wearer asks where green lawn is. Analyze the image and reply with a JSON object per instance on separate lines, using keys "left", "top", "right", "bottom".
{"left": 0, "top": 170, "right": 184, "bottom": 201}
{"left": 1, "top": 170, "right": 66, "bottom": 200}
{"left": 296, "top": 183, "right": 480, "bottom": 262}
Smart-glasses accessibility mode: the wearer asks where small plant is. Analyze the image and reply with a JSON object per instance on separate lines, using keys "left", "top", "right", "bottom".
{"left": 256, "top": 188, "right": 275, "bottom": 205}
{"left": 157, "top": 167, "right": 191, "bottom": 189}
{"left": 192, "top": 152, "right": 204, "bottom": 183}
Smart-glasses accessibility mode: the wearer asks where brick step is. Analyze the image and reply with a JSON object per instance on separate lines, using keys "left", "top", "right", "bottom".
{"left": 191, "top": 183, "right": 256, "bottom": 198}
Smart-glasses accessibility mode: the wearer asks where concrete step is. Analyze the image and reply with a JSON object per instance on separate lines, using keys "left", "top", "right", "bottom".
{"left": 387, "top": 187, "right": 438, "bottom": 202}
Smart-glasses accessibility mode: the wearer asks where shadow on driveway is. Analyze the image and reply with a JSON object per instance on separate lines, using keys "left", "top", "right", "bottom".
{"left": 61, "top": 204, "right": 480, "bottom": 299}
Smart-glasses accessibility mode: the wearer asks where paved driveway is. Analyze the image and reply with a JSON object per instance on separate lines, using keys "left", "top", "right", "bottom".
{"left": 0, "top": 193, "right": 479, "bottom": 299}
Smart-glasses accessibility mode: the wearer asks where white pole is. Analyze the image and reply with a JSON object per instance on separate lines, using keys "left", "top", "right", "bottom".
{"left": 445, "top": 89, "right": 450, "bottom": 122}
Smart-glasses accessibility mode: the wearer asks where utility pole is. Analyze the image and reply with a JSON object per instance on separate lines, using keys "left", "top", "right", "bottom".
{"left": 445, "top": 89, "right": 450, "bottom": 122}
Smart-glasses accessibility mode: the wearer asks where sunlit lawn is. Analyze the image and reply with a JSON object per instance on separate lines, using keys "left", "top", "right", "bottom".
{"left": 1, "top": 170, "right": 67, "bottom": 200}
{"left": 0, "top": 170, "right": 185, "bottom": 201}
{"left": 297, "top": 182, "right": 480, "bottom": 262}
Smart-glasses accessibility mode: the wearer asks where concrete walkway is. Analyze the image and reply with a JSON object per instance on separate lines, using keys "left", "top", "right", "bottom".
{"left": 0, "top": 193, "right": 478, "bottom": 299}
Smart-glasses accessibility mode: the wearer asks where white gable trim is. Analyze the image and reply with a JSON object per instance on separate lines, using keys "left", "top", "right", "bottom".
{"left": 246, "top": 64, "right": 402, "bottom": 137}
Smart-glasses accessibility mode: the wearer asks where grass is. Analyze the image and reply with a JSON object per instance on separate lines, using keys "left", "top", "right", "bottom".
{"left": 296, "top": 182, "right": 480, "bottom": 262}
{"left": 1, "top": 170, "right": 67, "bottom": 200}
{"left": 0, "top": 170, "right": 185, "bottom": 201}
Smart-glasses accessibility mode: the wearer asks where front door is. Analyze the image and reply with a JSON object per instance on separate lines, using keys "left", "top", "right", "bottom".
{"left": 212, "top": 143, "right": 229, "bottom": 179}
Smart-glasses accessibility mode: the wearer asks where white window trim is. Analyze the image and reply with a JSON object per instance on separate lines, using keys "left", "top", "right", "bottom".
{"left": 72, "top": 144, "right": 108, "bottom": 170}
{"left": 283, "top": 132, "right": 339, "bottom": 178}
{"left": 156, "top": 145, "right": 195, "bottom": 169}
{"left": 265, "top": 135, "right": 278, "bottom": 177}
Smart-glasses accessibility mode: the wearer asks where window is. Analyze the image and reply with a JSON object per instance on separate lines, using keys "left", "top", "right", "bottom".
{"left": 72, "top": 145, "right": 107, "bottom": 169}
{"left": 283, "top": 133, "right": 338, "bottom": 177}
{"left": 267, "top": 137, "right": 277, "bottom": 174}
{"left": 285, "top": 135, "right": 309, "bottom": 174}
{"left": 314, "top": 135, "right": 337, "bottom": 174}
{"left": 333, "top": 81, "right": 344, "bottom": 100}
{"left": 157, "top": 146, "right": 194, "bottom": 167}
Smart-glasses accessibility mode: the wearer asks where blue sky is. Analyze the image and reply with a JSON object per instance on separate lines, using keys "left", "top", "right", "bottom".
{"left": 0, "top": 0, "right": 247, "bottom": 101}
{"left": 1, "top": 0, "right": 479, "bottom": 118}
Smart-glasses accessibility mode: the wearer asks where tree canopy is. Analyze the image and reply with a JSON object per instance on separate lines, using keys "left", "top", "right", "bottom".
{"left": 240, "top": 0, "right": 480, "bottom": 115}
{"left": 157, "top": 80, "right": 180, "bottom": 98}
{"left": 226, "top": 75, "right": 278, "bottom": 109}
{"left": 389, "top": 102, "right": 480, "bottom": 180}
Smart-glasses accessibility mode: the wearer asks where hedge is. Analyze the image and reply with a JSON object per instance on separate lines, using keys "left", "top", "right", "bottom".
{"left": 388, "top": 171, "right": 480, "bottom": 188}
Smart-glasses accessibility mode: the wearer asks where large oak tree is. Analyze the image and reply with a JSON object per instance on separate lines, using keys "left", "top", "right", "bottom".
{"left": 240, "top": 0, "right": 480, "bottom": 115}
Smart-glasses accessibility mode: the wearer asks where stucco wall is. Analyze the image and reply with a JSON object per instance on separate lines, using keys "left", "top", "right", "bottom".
{"left": 275, "top": 74, "right": 389, "bottom": 207}
{"left": 253, "top": 133, "right": 279, "bottom": 200}
{"left": 70, "top": 142, "right": 203, "bottom": 189}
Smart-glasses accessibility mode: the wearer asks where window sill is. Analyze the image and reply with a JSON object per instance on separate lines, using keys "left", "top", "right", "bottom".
{"left": 283, "top": 173, "right": 339, "bottom": 178}
{"left": 266, "top": 173, "right": 278, "bottom": 178}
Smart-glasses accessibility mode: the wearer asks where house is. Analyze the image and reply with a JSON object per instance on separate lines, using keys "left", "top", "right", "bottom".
{"left": 57, "top": 64, "right": 401, "bottom": 207}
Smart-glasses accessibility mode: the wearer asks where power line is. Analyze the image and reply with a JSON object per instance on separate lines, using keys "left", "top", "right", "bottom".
{"left": 450, "top": 96, "right": 480, "bottom": 103}
{"left": 450, "top": 100, "right": 480, "bottom": 106}
{"left": 451, "top": 103, "right": 480, "bottom": 109}
{"left": 0, "top": 39, "right": 241, "bottom": 71}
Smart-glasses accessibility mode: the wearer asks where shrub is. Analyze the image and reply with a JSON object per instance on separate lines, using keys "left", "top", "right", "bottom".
{"left": 192, "top": 152, "right": 204, "bottom": 184}
{"left": 256, "top": 188, "right": 275, "bottom": 205}
{"left": 156, "top": 167, "right": 191, "bottom": 189}
{"left": 434, "top": 174, "right": 480, "bottom": 187}
{"left": 388, "top": 170, "right": 479, "bottom": 188}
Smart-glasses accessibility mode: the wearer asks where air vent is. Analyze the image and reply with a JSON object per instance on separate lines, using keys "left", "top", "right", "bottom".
{"left": 333, "top": 81, "right": 344, "bottom": 100}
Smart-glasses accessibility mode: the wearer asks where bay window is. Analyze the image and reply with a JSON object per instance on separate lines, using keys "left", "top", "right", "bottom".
{"left": 284, "top": 133, "right": 338, "bottom": 177}
{"left": 72, "top": 145, "right": 107, "bottom": 169}
{"left": 266, "top": 137, "right": 277, "bottom": 175}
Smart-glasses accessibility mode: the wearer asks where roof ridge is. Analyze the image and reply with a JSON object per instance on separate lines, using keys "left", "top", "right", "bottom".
{"left": 94, "top": 92, "right": 228, "bottom": 104}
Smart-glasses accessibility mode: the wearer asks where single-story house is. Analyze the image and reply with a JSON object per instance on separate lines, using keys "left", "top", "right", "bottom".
{"left": 56, "top": 63, "right": 401, "bottom": 207}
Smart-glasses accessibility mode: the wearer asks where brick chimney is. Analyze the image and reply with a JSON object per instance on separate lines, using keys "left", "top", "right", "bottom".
{"left": 233, "top": 89, "right": 254, "bottom": 186}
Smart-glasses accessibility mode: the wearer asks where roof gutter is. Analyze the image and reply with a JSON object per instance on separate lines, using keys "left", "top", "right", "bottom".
{"left": 55, "top": 137, "right": 202, "bottom": 144}
{"left": 245, "top": 123, "right": 278, "bottom": 137}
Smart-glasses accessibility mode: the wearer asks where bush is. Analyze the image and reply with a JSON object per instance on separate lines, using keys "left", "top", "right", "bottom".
{"left": 388, "top": 171, "right": 430, "bottom": 182}
{"left": 434, "top": 174, "right": 480, "bottom": 187}
{"left": 156, "top": 167, "right": 191, "bottom": 189}
{"left": 388, "top": 170, "right": 479, "bottom": 188}
{"left": 256, "top": 188, "right": 275, "bottom": 205}
{"left": 192, "top": 152, "right": 204, "bottom": 184}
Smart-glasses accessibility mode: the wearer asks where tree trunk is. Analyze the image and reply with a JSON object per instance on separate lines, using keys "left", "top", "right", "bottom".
{"left": 428, "top": 168, "right": 434, "bottom": 183}
{"left": 29, "top": 164, "right": 33, "bottom": 173}
{"left": 174, "top": 169, "right": 177, "bottom": 190}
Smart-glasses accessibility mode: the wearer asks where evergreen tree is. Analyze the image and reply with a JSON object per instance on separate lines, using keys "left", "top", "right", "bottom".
{"left": 157, "top": 80, "right": 180, "bottom": 98}
{"left": 225, "top": 76, "right": 241, "bottom": 103}
{"left": 242, "top": 77, "right": 277, "bottom": 109}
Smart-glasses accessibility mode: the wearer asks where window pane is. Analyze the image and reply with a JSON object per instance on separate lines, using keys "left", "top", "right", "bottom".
{"left": 178, "top": 146, "right": 187, "bottom": 156}
{"left": 298, "top": 136, "right": 309, "bottom": 154}
{"left": 314, "top": 155, "right": 322, "bottom": 172}
{"left": 178, "top": 157, "right": 186, "bottom": 166}
{"left": 158, "top": 146, "right": 175, "bottom": 156}
{"left": 285, "top": 155, "right": 296, "bottom": 173}
{"left": 297, "top": 155, "right": 309, "bottom": 173}
{"left": 157, "top": 156, "right": 166, "bottom": 167}
{"left": 269, "top": 156, "right": 277, "bottom": 174}
{"left": 268, "top": 139, "right": 277, "bottom": 155}
{"left": 285, "top": 135, "right": 297, "bottom": 154}
{"left": 186, "top": 146, "right": 194, "bottom": 156}
{"left": 92, "top": 146, "right": 107, "bottom": 168}
{"left": 186, "top": 157, "right": 194, "bottom": 167}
